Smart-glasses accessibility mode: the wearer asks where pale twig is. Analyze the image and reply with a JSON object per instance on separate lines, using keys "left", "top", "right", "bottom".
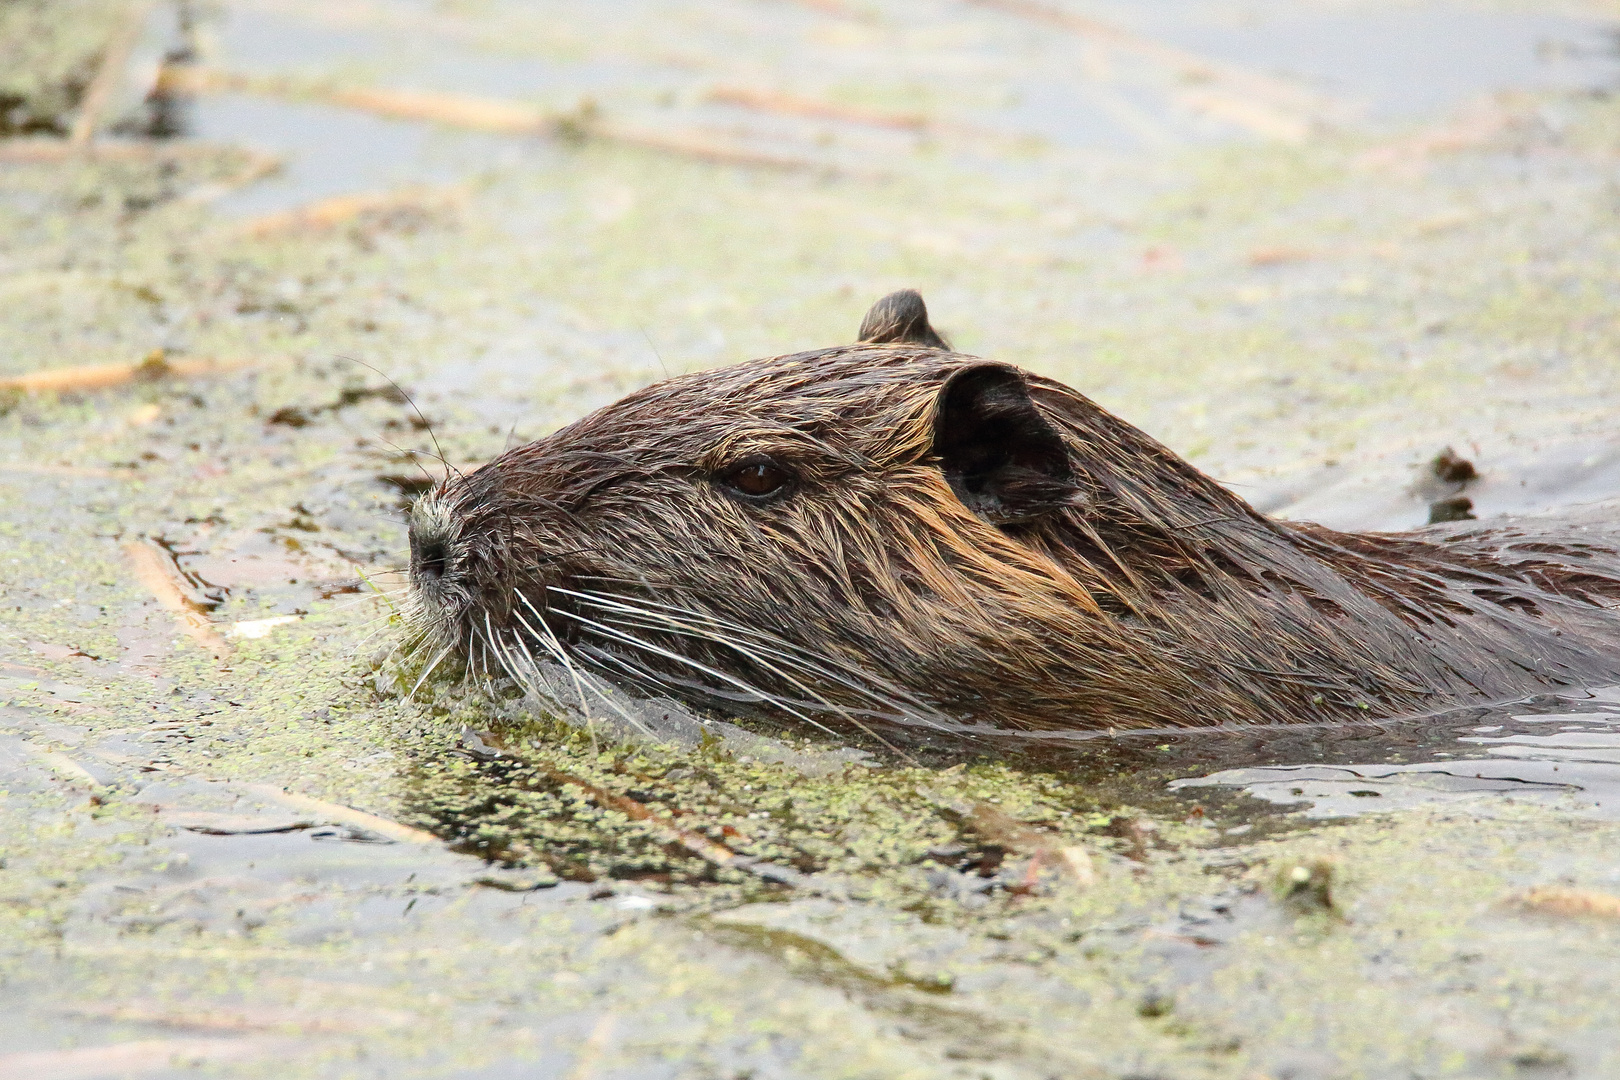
{"left": 0, "top": 138, "right": 242, "bottom": 163}
{"left": 232, "top": 184, "right": 467, "bottom": 239}
{"left": 968, "top": 0, "right": 1347, "bottom": 141}
{"left": 29, "top": 749, "right": 104, "bottom": 787}
{"left": 1353, "top": 97, "right": 1522, "bottom": 174}
{"left": 61, "top": 999, "right": 417, "bottom": 1035}
{"left": 159, "top": 66, "right": 845, "bottom": 173}
{"left": 123, "top": 539, "right": 231, "bottom": 660}
{"left": 0, "top": 1038, "right": 285, "bottom": 1080}
{"left": 591, "top": 121, "right": 853, "bottom": 174}
{"left": 524, "top": 751, "right": 802, "bottom": 886}
{"left": 157, "top": 66, "right": 551, "bottom": 133}
{"left": 1, "top": 352, "right": 253, "bottom": 394}
{"left": 237, "top": 783, "right": 442, "bottom": 846}
{"left": 567, "top": 1014, "right": 619, "bottom": 1080}
{"left": 1512, "top": 886, "right": 1620, "bottom": 920}
{"left": 924, "top": 792, "right": 1097, "bottom": 888}
{"left": 69, "top": 0, "right": 155, "bottom": 145}
{"left": 707, "top": 86, "right": 929, "bottom": 131}
{"left": 176, "top": 150, "right": 284, "bottom": 205}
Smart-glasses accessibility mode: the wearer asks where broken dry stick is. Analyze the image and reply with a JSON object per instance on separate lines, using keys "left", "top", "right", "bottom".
{"left": 924, "top": 790, "right": 1096, "bottom": 886}
{"left": 63, "top": 1000, "right": 416, "bottom": 1036}
{"left": 159, "top": 67, "right": 836, "bottom": 173}
{"left": 785, "top": 0, "right": 869, "bottom": 16}
{"left": 1172, "top": 86, "right": 1310, "bottom": 143}
{"left": 0, "top": 138, "right": 253, "bottom": 164}
{"left": 330, "top": 85, "right": 550, "bottom": 133}
{"left": 123, "top": 540, "right": 232, "bottom": 660}
{"left": 567, "top": 1014, "right": 619, "bottom": 1080}
{"left": 968, "top": 0, "right": 1340, "bottom": 139}
{"left": 237, "top": 783, "right": 443, "bottom": 846}
{"left": 177, "top": 150, "right": 284, "bottom": 205}
{"left": 0, "top": 1039, "right": 284, "bottom": 1080}
{"left": 969, "top": 0, "right": 1300, "bottom": 98}
{"left": 970, "top": 800, "right": 1097, "bottom": 886}
{"left": 162, "top": 810, "right": 317, "bottom": 835}
{"left": 591, "top": 122, "right": 841, "bottom": 173}
{"left": 1514, "top": 886, "right": 1620, "bottom": 920}
{"left": 707, "top": 86, "right": 1013, "bottom": 146}
{"left": 30, "top": 749, "right": 104, "bottom": 787}
{"left": 69, "top": 0, "right": 156, "bottom": 145}
{"left": 158, "top": 66, "right": 551, "bottom": 134}
{"left": 1, "top": 352, "right": 250, "bottom": 394}
{"left": 708, "top": 86, "right": 929, "bottom": 130}
{"left": 1353, "top": 98, "right": 1519, "bottom": 173}
{"left": 235, "top": 185, "right": 466, "bottom": 239}
{"left": 535, "top": 761, "right": 803, "bottom": 886}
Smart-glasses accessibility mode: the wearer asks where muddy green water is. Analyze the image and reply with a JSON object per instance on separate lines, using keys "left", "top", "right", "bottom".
{"left": 4, "top": 1, "right": 1620, "bottom": 1077}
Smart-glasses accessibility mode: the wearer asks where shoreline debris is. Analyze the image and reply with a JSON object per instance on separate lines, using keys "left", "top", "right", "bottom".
{"left": 1, "top": 351, "right": 251, "bottom": 395}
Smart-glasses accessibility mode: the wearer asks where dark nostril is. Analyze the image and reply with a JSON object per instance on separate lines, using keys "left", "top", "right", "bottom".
{"left": 412, "top": 534, "right": 448, "bottom": 582}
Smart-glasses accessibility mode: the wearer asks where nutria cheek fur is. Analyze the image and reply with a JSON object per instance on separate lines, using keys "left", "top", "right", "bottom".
{"left": 405, "top": 290, "right": 1620, "bottom": 732}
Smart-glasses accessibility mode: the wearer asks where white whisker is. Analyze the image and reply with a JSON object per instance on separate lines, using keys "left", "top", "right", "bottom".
{"left": 507, "top": 596, "right": 651, "bottom": 738}
{"left": 545, "top": 607, "right": 847, "bottom": 740}
{"left": 408, "top": 643, "right": 455, "bottom": 699}
{"left": 516, "top": 591, "right": 594, "bottom": 720}
{"left": 551, "top": 585, "right": 949, "bottom": 736}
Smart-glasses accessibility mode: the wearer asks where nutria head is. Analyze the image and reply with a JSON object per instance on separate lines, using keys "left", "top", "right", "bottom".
{"left": 407, "top": 291, "right": 1620, "bottom": 733}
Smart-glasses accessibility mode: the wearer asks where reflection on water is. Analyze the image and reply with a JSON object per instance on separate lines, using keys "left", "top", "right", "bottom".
{"left": 1157, "top": 688, "right": 1620, "bottom": 820}
{"left": 551, "top": 677, "right": 1620, "bottom": 830}
{"left": 850, "top": 684, "right": 1620, "bottom": 823}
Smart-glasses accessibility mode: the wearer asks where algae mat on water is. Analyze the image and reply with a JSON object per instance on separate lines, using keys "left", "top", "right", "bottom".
{"left": 5, "top": 0, "right": 1620, "bottom": 1076}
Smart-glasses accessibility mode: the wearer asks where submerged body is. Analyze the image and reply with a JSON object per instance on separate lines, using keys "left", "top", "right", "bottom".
{"left": 406, "top": 293, "right": 1620, "bottom": 733}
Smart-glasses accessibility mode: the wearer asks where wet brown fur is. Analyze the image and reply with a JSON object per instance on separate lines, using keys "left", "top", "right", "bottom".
{"left": 407, "top": 301, "right": 1620, "bottom": 733}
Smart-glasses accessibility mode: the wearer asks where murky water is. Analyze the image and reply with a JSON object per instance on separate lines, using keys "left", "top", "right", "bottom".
{"left": 8, "top": 0, "right": 1620, "bottom": 1075}
{"left": 1162, "top": 690, "right": 1620, "bottom": 821}
{"left": 19, "top": 0, "right": 1620, "bottom": 891}
{"left": 139, "top": 0, "right": 1620, "bottom": 213}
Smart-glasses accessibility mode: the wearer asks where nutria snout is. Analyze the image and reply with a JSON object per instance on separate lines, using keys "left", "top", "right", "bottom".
{"left": 405, "top": 291, "right": 1620, "bottom": 732}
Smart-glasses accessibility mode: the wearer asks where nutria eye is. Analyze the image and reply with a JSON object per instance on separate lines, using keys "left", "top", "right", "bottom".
{"left": 717, "top": 456, "right": 794, "bottom": 501}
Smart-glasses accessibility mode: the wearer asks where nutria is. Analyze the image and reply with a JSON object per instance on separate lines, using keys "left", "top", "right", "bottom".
{"left": 404, "top": 290, "right": 1620, "bottom": 734}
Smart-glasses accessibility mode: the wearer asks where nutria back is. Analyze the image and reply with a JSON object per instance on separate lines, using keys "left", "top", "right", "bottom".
{"left": 405, "top": 293, "right": 1620, "bottom": 733}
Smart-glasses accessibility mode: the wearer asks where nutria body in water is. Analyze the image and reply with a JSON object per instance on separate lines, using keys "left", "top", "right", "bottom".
{"left": 406, "top": 291, "right": 1620, "bottom": 733}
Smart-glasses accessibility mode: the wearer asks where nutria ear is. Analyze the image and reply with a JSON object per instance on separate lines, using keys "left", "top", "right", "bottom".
{"left": 857, "top": 289, "right": 951, "bottom": 350}
{"left": 932, "top": 364, "right": 1079, "bottom": 525}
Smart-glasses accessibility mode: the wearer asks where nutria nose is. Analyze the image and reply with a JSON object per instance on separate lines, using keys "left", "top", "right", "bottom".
{"left": 414, "top": 535, "right": 446, "bottom": 581}
{"left": 409, "top": 521, "right": 451, "bottom": 585}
